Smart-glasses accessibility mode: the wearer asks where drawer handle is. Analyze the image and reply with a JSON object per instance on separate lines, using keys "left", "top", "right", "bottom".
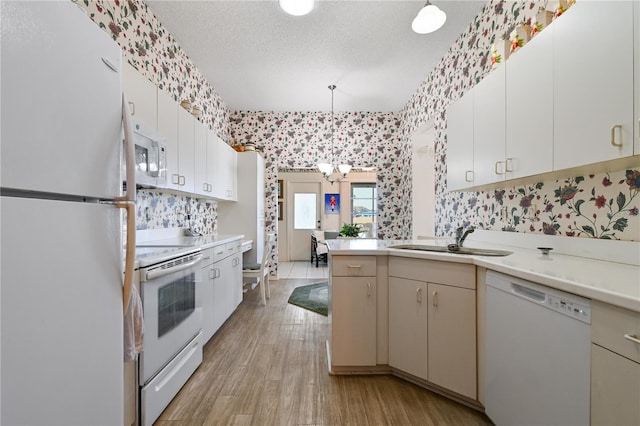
{"left": 416, "top": 288, "right": 422, "bottom": 303}
{"left": 624, "top": 334, "right": 640, "bottom": 345}
{"left": 347, "top": 264, "right": 362, "bottom": 268}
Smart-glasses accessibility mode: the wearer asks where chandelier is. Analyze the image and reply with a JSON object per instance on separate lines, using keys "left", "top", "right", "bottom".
{"left": 317, "top": 85, "right": 352, "bottom": 184}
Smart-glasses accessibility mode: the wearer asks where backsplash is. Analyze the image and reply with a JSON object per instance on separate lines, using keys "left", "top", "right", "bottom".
{"left": 135, "top": 190, "right": 217, "bottom": 234}
{"left": 439, "top": 170, "right": 639, "bottom": 240}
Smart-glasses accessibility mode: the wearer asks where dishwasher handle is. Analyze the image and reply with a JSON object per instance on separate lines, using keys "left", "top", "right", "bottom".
{"left": 510, "top": 282, "right": 546, "bottom": 303}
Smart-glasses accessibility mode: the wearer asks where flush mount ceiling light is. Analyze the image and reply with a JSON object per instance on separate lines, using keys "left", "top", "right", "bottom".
{"left": 412, "top": 0, "right": 447, "bottom": 34}
{"left": 317, "top": 85, "right": 352, "bottom": 184}
{"left": 279, "top": 0, "right": 314, "bottom": 16}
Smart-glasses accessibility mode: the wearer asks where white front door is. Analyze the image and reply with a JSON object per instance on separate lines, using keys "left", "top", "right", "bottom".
{"left": 288, "top": 181, "right": 321, "bottom": 261}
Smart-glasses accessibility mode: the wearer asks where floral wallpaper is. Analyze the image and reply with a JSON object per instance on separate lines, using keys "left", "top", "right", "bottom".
{"left": 77, "top": 0, "right": 638, "bottom": 244}
{"left": 229, "top": 111, "right": 407, "bottom": 240}
{"left": 399, "top": 0, "right": 639, "bottom": 241}
{"left": 135, "top": 189, "right": 217, "bottom": 233}
{"left": 438, "top": 170, "right": 639, "bottom": 240}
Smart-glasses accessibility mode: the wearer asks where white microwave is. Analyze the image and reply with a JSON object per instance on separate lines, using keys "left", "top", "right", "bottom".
{"left": 130, "top": 121, "right": 166, "bottom": 188}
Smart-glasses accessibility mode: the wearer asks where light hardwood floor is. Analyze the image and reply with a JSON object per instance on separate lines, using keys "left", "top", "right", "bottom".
{"left": 156, "top": 277, "right": 492, "bottom": 426}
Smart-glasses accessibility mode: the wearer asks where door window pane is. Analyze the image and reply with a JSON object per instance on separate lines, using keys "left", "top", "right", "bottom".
{"left": 352, "top": 184, "right": 377, "bottom": 237}
{"left": 294, "top": 193, "right": 317, "bottom": 229}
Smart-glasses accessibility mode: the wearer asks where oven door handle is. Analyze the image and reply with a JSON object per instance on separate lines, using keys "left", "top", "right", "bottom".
{"left": 144, "top": 255, "right": 204, "bottom": 281}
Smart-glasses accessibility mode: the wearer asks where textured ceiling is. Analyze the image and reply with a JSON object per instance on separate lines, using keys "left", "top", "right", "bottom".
{"left": 146, "top": 0, "right": 487, "bottom": 112}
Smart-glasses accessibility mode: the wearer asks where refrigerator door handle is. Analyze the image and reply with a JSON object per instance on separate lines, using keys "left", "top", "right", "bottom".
{"left": 117, "top": 94, "right": 136, "bottom": 313}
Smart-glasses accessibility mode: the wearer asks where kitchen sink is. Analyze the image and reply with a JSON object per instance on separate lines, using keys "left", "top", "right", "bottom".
{"left": 388, "top": 244, "right": 512, "bottom": 257}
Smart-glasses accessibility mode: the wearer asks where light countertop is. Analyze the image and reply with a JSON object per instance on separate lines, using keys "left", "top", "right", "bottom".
{"left": 326, "top": 237, "right": 640, "bottom": 312}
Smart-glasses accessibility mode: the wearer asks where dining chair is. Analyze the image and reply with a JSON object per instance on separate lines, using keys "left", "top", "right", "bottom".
{"left": 310, "top": 230, "right": 328, "bottom": 267}
{"left": 242, "top": 233, "right": 276, "bottom": 306}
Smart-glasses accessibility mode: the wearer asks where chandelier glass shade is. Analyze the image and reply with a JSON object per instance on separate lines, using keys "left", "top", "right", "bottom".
{"left": 317, "top": 85, "right": 351, "bottom": 183}
{"left": 412, "top": 1, "right": 447, "bottom": 34}
{"left": 279, "top": 0, "right": 314, "bottom": 16}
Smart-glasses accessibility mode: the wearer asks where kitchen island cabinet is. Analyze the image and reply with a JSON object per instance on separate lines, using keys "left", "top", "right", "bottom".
{"left": 388, "top": 257, "right": 477, "bottom": 400}
{"left": 329, "top": 255, "right": 377, "bottom": 368}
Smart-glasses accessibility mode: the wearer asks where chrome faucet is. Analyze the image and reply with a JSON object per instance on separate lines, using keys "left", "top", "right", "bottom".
{"left": 454, "top": 226, "right": 475, "bottom": 248}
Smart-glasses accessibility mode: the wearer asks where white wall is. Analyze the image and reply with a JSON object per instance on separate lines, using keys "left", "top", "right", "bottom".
{"left": 411, "top": 123, "right": 436, "bottom": 239}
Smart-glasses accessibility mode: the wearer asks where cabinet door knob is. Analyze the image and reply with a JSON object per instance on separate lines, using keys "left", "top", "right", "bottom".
{"left": 465, "top": 170, "right": 474, "bottom": 182}
{"left": 610, "top": 124, "right": 623, "bottom": 147}
{"left": 416, "top": 288, "right": 422, "bottom": 303}
{"left": 172, "top": 174, "right": 180, "bottom": 185}
{"left": 367, "top": 282, "right": 372, "bottom": 297}
{"left": 432, "top": 291, "right": 439, "bottom": 307}
{"left": 127, "top": 101, "right": 135, "bottom": 116}
{"left": 494, "top": 161, "right": 505, "bottom": 175}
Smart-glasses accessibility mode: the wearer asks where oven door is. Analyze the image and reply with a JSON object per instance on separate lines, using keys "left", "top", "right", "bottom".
{"left": 140, "top": 253, "right": 203, "bottom": 384}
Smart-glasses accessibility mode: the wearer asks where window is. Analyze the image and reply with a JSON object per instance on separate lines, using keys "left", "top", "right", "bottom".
{"left": 351, "top": 183, "right": 377, "bottom": 237}
{"left": 294, "top": 192, "right": 317, "bottom": 229}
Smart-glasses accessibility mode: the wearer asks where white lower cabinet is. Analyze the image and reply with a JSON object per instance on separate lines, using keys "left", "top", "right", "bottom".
{"left": 427, "top": 282, "right": 476, "bottom": 399}
{"left": 331, "top": 276, "right": 377, "bottom": 367}
{"left": 200, "top": 240, "right": 243, "bottom": 344}
{"left": 388, "top": 257, "right": 477, "bottom": 400}
{"left": 329, "top": 256, "right": 377, "bottom": 367}
{"left": 590, "top": 300, "right": 640, "bottom": 425}
{"left": 389, "top": 277, "right": 428, "bottom": 379}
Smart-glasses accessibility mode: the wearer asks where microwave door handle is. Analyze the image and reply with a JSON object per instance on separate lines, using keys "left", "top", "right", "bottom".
{"left": 150, "top": 140, "right": 160, "bottom": 177}
{"left": 117, "top": 93, "right": 136, "bottom": 313}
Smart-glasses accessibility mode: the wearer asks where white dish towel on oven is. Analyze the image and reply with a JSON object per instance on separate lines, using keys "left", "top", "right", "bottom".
{"left": 123, "top": 283, "right": 143, "bottom": 361}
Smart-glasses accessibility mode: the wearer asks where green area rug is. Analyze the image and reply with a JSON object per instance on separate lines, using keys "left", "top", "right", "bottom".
{"left": 288, "top": 282, "right": 328, "bottom": 316}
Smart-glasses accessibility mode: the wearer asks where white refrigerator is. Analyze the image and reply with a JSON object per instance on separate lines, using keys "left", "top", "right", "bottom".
{"left": 1, "top": 2, "right": 136, "bottom": 425}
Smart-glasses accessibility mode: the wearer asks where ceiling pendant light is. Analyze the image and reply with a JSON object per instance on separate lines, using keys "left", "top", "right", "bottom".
{"left": 317, "top": 85, "right": 351, "bottom": 184}
{"left": 279, "top": 0, "right": 314, "bottom": 16}
{"left": 412, "top": 1, "right": 447, "bottom": 34}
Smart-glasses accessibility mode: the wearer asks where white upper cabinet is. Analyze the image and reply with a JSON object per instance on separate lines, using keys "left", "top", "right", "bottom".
{"left": 214, "top": 139, "right": 238, "bottom": 201}
{"left": 505, "top": 25, "right": 554, "bottom": 179}
{"left": 194, "top": 121, "right": 208, "bottom": 196}
{"left": 157, "top": 89, "right": 179, "bottom": 191}
{"left": 473, "top": 65, "right": 506, "bottom": 186}
{"left": 176, "top": 107, "right": 195, "bottom": 193}
{"left": 553, "top": 1, "right": 635, "bottom": 169}
{"left": 635, "top": 1, "right": 640, "bottom": 155}
{"left": 123, "top": 63, "right": 157, "bottom": 130}
{"left": 205, "top": 129, "right": 220, "bottom": 196}
{"left": 447, "top": 90, "right": 474, "bottom": 191}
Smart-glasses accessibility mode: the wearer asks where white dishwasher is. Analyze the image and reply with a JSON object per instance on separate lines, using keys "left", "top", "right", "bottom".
{"left": 485, "top": 270, "right": 591, "bottom": 426}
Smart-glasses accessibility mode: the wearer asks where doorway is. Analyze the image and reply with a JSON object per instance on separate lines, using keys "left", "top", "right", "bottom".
{"left": 411, "top": 121, "right": 436, "bottom": 239}
{"left": 287, "top": 181, "right": 321, "bottom": 261}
